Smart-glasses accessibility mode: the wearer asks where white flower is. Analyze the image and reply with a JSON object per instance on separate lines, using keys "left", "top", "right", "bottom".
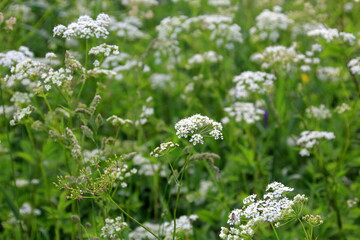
{"left": 305, "top": 104, "right": 332, "bottom": 120}
{"left": 232, "top": 71, "right": 276, "bottom": 98}
{"left": 10, "top": 105, "right": 36, "bottom": 126}
{"left": 175, "top": 114, "right": 223, "bottom": 145}
{"left": 100, "top": 216, "right": 128, "bottom": 239}
{"left": 224, "top": 102, "right": 265, "bottom": 124}
{"left": 348, "top": 57, "right": 360, "bottom": 75}
{"left": 187, "top": 51, "right": 223, "bottom": 66}
{"left": 297, "top": 131, "right": 335, "bottom": 156}
{"left": 53, "top": 13, "right": 111, "bottom": 39}
{"left": 307, "top": 27, "right": 356, "bottom": 44}
{"left": 0, "top": 46, "right": 33, "bottom": 68}
{"left": 89, "top": 43, "right": 119, "bottom": 56}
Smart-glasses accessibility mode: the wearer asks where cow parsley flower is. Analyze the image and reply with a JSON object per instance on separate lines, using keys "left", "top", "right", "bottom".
{"left": 0, "top": 46, "right": 33, "bottom": 68}
{"left": 307, "top": 27, "right": 356, "bottom": 44}
{"left": 175, "top": 114, "right": 223, "bottom": 145}
{"left": 335, "top": 103, "right": 351, "bottom": 114}
{"left": 317, "top": 66, "right": 341, "bottom": 82}
{"left": 297, "top": 131, "right": 335, "bottom": 157}
{"left": 250, "top": 7, "right": 293, "bottom": 42}
{"left": 348, "top": 57, "right": 360, "bottom": 75}
{"left": 224, "top": 102, "right": 265, "bottom": 124}
{"left": 10, "top": 105, "right": 36, "bottom": 126}
{"left": 53, "top": 13, "right": 111, "bottom": 39}
{"left": 220, "top": 182, "right": 308, "bottom": 239}
{"left": 150, "top": 141, "right": 179, "bottom": 157}
{"left": 100, "top": 216, "right": 128, "bottom": 239}
{"left": 232, "top": 71, "right": 276, "bottom": 98}
{"left": 187, "top": 51, "right": 223, "bottom": 67}
{"left": 305, "top": 104, "right": 331, "bottom": 120}
{"left": 89, "top": 43, "right": 119, "bottom": 56}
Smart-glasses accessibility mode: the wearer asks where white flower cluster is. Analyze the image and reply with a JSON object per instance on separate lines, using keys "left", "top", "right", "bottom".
{"left": 53, "top": 13, "right": 111, "bottom": 39}
{"left": 187, "top": 51, "right": 223, "bottom": 67}
{"left": 107, "top": 115, "right": 133, "bottom": 126}
{"left": 150, "top": 73, "right": 173, "bottom": 89}
{"left": 224, "top": 102, "right": 265, "bottom": 124}
{"left": 133, "top": 154, "right": 167, "bottom": 177}
{"left": 15, "top": 178, "right": 39, "bottom": 187}
{"left": 104, "top": 164, "right": 137, "bottom": 188}
{"left": 150, "top": 141, "right": 179, "bottom": 157}
{"left": 129, "top": 215, "right": 198, "bottom": 240}
{"left": 135, "top": 97, "right": 154, "bottom": 126}
{"left": 19, "top": 203, "right": 41, "bottom": 216}
{"left": 100, "top": 216, "right": 128, "bottom": 239}
{"left": 42, "top": 67, "right": 73, "bottom": 91}
{"left": 250, "top": 7, "right": 293, "bottom": 42}
{"left": 307, "top": 27, "right": 356, "bottom": 44}
{"left": 335, "top": 103, "right": 351, "bottom": 114}
{"left": 208, "top": 0, "right": 231, "bottom": 7}
{"left": 0, "top": 46, "right": 33, "bottom": 68}
{"left": 305, "top": 104, "right": 332, "bottom": 120}
{"left": 175, "top": 114, "right": 223, "bottom": 145}
{"left": 251, "top": 44, "right": 320, "bottom": 71}
{"left": 10, "top": 92, "right": 33, "bottom": 106}
{"left": 220, "top": 182, "right": 307, "bottom": 239}
{"left": 232, "top": 71, "right": 276, "bottom": 98}
{"left": 89, "top": 43, "right": 119, "bottom": 56}
{"left": 122, "top": 0, "right": 158, "bottom": 7}
{"left": 317, "top": 66, "right": 341, "bottom": 82}
{"left": 348, "top": 57, "right": 360, "bottom": 75}
{"left": 297, "top": 131, "right": 335, "bottom": 157}
{"left": 10, "top": 105, "right": 36, "bottom": 126}
{"left": 156, "top": 15, "right": 243, "bottom": 50}
{"left": 110, "top": 18, "right": 145, "bottom": 40}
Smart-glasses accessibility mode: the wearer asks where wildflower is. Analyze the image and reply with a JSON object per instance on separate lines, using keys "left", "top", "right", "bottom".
{"left": 224, "top": 102, "right": 265, "bottom": 124}
{"left": 0, "top": 46, "right": 33, "bottom": 68}
{"left": 347, "top": 198, "right": 358, "bottom": 208}
{"left": 220, "top": 182, "right": 307, "bottom": 239}
{"left": 187, "top": 51, "right": 223, "bottom": 67}
{"left": 305, "top": 104, "right": 332, "bottom": 120}
{"left": 89, "top": 43, "right": 119, "bottom": 57}
{"left": 10, "top": 105, "right": 36, "bottom": 126}
{"left": 132, "top": 154, "right": 167, "bottom": 177}
{"left": 107, "top": 115, "right": 133, "bottom": 127}
{"left": 232, "top": 71, "right": 276, "bottom": 98}
{"left": 175, "top": 114, "right": 223, "bottom": 145}
{"left": 297, "top": 131, "right": 335, "bottom": 157}
{"left": 335, "top": 103, "right": 351, "bottom": 114}
{"left": 302, "top": 215, "right": 324, "bottom": 226}
{"left": 348, "top": 57, "right": 360, "bottom": 75}
{"left": 53, "top": 13, "right": 111, "bottom": 39}
{"left": 250, "top": 6, "right": 293, "bottom": 42}
{"left": 317, "top": 66, "right": 341, "bottom": 82}
{"left": 308, "top": 27, "right": 356, "bottom": 44}
{"left": 100, "top": 216, "right": 128, "bottom": 239}
{"left": 150, "top": 141, "right": 179, "bottom": 157}
{"left": 150, "top": 73, "right": 173, "bottom": 89}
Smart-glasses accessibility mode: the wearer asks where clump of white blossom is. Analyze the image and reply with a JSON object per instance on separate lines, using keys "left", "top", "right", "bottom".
{"left": 122, "top": 0, "right": 158, "bottom": 7}
{"left": 224, "top": 102, "right": 265, "bottom": 124}
{"left": 10, "top": 92, "right": 33, "bottom": 106}
{"left": 220, "top": 182, "right": 309, "bottom": 239}
{"left": 132, "top": 154, "right": 167, "bottom": 177}
{"left": 135, "top": 97, "right": 154, "bottom": 126}
{"left": 187, "top": 51, "right": 223, "bottom": 67}
{"left": 317, "top": 66, "right": 341, "bottom": 82}
{"left": 335, "top": 103, "right": 351, "bottom": 114}
{"left": 10, "top": 105, "right": 36, "bottom": 126}
{"left": 150, "top": 141, "right": 179, "bottom": 157}
{"left": 347, "top": 198, "right": 359, "bottom": 208}
{"left": 109, "top": 17, "right": 145, "bottom": 40}
{"left": 305, "top": 104, "right": 332, "bottom": 120}
{"left": 15, "top": 178, "right": 39, "bottom": 188}
{"left": 348, "top": 57, "right": 360, "bottom": 75}
{"left": 129, "top": 215, "right": 198, "bottom": 240}
{"left": 208, "top": 0, "right": 231, "bottom": 7}
{"left": 175, "top": 114, "right": 223, "bottom": 145}
{"left": 307, "top": 27, "right": 356, "bottom": 44}
{"left": 297, "top": 131, "right": 335, "bottom": 157}
{"left": 250, "top": 6, "right": 294, "bottom": 42}
{"left": 231, "top": 71, "right": 276, "bottom": 98}
{"left": 107, "top": 115, "right": 133, "bottom": 127}
{"left": 19, "top": 203, "right": 41, "bottom": 216}
{"left": 100, "top": 216, "right": 128, "bottom": 239}
{"left": 150, "top": 73, "right": 173, "bottom": 89}
{"left": 53, "top": 13, "right": 111, "bottom": 39}
{"left": 89, "top": 43, "right": 119, "bottom": 56}
{"left": 0, "top": 46, "right": 33, "bottom": 68}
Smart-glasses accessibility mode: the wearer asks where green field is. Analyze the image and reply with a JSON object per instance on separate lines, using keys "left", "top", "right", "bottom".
{"left": 1, "top": 0, "right": 360, "bottom": 239}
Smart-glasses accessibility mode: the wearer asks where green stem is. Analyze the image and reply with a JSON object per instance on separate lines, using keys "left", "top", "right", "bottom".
{"left": 107, "top": 196, "right": 161, "bottom": 240}
{"left": 298, "top": 218, "right": 310, "bottom": 240}
{"left": 271, "top": 223, "right": 281, "bottom": 240}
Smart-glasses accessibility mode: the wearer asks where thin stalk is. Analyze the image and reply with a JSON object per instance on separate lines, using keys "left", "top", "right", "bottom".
{"left": 107, "top": 196, "right": 161, "bottom": 240}
{"left": 271, "top": 223, "right": 281, "bottom": 240}
{"left": 298, "top": 218, "right": 310, "bottom": 240}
